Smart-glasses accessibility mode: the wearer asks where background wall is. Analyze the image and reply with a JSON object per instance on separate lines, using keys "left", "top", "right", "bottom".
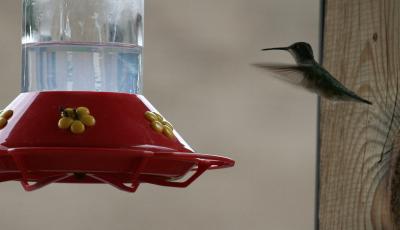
{"left": 0, "top": 0, "right": 319, "bottom": 229}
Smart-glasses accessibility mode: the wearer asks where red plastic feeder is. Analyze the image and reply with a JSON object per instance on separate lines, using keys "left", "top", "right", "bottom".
{"left": 0, "top": 92, "right": 234, "bottom": 192}
{"left": 0, "top": 0, "right": 234, "bottom": 192}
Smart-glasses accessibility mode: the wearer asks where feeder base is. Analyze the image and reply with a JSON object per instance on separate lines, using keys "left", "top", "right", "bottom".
{"left": 0, "top": 92, "right": 234, "bottom": 192}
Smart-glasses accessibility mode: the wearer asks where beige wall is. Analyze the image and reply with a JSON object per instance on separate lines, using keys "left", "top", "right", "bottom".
{"left": 0, "top": 0, "right": 319, "bottom": 229}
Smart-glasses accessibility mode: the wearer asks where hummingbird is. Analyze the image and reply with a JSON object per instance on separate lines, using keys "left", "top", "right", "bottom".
{"left": 253, "top": 42, "right": 372, "bottom": 105}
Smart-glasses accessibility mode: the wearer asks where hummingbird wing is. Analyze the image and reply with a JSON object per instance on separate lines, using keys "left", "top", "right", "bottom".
{"left": 251, "top": 63, "right": 313, "bottom": 87}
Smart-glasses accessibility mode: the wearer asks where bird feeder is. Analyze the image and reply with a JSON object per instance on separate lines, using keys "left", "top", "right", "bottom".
{"left": 0, "top": 0, "right": 234, "bottom": 192}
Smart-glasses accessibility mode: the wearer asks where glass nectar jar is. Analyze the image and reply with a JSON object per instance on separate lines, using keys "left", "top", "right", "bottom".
{"left": 22, "top": 0, "right": 144, "bottom": 94}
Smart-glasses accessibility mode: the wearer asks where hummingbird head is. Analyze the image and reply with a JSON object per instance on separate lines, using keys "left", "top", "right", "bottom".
{"left": 262, "top": 42, "right": 315, "bottom": 64}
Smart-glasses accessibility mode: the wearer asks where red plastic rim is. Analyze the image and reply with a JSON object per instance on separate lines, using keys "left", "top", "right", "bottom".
{"left": 0, "top": 147, "right": 234, "bottom": 192}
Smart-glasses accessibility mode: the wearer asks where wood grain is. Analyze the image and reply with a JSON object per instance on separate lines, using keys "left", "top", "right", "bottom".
{"left": 319, "top": 0, "right": 400, "bottom": 229}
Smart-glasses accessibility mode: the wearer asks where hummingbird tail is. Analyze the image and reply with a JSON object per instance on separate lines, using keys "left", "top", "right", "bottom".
{"left": 359, "top": 97, "right": 373, "bottom": 105}
{"left": 346, "top": 92, "right": 372, "bottom": 105}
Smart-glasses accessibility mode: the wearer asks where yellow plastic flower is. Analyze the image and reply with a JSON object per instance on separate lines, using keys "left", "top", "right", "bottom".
{"left": 145, "top": 111, "right": 175, "bottom": 139}
{"left": 0, "top": 110, "right": 13, "bottom": 130}
{"left": 58, "top": 107, "right": 96, "bottom": 134}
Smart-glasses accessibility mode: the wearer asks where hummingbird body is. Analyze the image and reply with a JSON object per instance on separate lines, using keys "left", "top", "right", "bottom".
{"left": 254, "top": 42, "right": 372, "bottom": 105}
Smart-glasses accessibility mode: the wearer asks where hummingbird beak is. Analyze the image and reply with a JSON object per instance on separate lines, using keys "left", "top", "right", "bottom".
{"left": 261, "top": 47, "right": 289, "bottom": 51}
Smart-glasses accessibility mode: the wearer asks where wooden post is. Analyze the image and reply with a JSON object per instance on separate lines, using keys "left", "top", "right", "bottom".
{"left": 319, "top": 0, "right": 400, "bottom": 229}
